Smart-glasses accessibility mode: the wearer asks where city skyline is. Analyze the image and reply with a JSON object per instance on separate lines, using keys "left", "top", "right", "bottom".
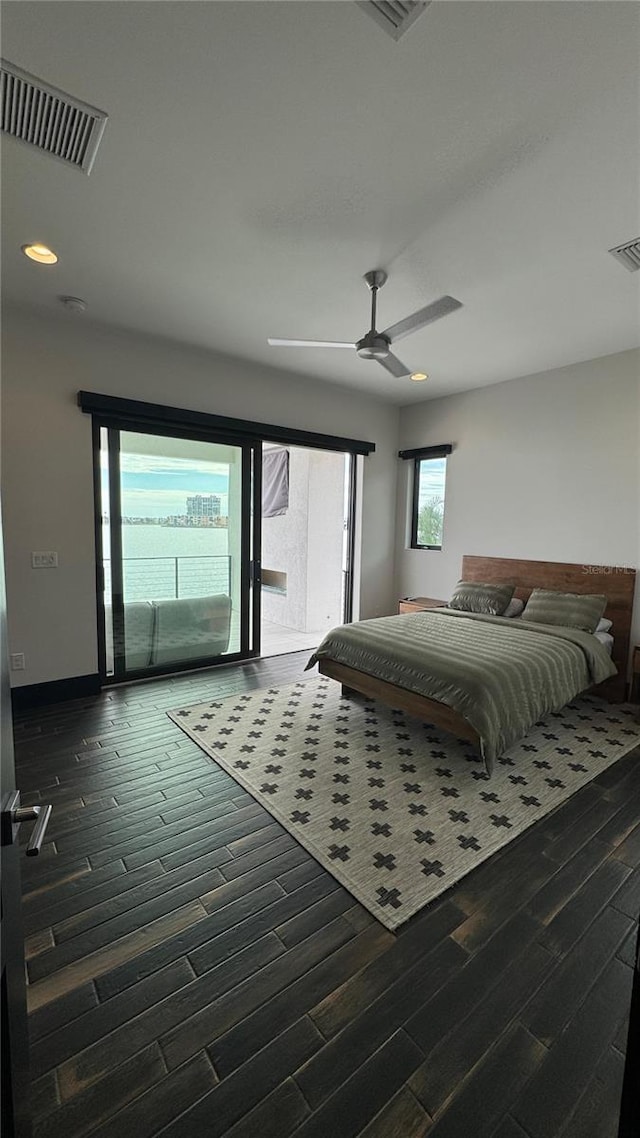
{"left": 111, "top": 452, "right": 231, "bottom": 518}
{"left": 110, "top": 492, "right": 227, "bottom": 525}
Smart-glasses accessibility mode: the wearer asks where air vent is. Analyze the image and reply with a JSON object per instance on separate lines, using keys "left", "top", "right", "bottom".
{"left": 356, "top": 1, "right": 432, "bottom": 41}
{"left": 1, "top": 59, "right": 107, "bottom": 174}
{"left": 609, "top": 239, "right": 640, "bottom": 273}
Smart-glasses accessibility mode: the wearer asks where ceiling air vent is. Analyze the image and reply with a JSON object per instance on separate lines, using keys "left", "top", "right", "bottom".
{"left": 609, "top": 238, "right": 640, "bottom": 273}
{"left": 356, "top": 1, "right": 432, "bottom": 41}
{"left": 1, "top": 59, "right": 107, "bottom": 174}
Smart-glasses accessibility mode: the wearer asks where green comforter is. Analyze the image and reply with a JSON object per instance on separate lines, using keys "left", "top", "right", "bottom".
{"left": 306, "top": 609, "right": 617, "bottom": 770}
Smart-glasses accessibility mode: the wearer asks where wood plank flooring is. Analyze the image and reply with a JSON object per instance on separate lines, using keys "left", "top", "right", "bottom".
{"left": 13, "top": 652, "right": 640, "bottom": 1138}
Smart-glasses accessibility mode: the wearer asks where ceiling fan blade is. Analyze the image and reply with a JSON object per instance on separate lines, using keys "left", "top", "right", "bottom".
{"left": 267, "top": 338, "right": 355, "bottom": 349}
{"left": 377, "top": 353, "right": 411, "bottom": 378}
{"left": 382, "top": 295, "right": 463, "bottom": 345}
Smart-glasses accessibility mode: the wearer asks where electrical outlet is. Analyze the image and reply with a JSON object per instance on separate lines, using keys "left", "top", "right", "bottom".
{"left": 32, "top": 551, "right": 58, "bottom": 568}
{"left": 10, "top": 653, "right": 25, "bottom": 671}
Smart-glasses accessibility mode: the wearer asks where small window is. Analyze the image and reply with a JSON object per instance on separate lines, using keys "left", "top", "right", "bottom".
{"left": 411, "top": 455, "right": 447, "bottom": 550}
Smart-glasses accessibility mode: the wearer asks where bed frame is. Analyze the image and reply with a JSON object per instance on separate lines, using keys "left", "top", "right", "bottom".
{"left": 318, "top": 555, "right": 636, "bottom": 750}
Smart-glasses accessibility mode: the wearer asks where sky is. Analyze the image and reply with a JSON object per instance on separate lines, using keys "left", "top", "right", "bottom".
{"left": 418, "top": 457, "right": 447, "bottom": 509}
{"left": 101, "top": 450, "right": 230, "bottom": 517}
{"left": 102, "top": 446, "right": 442, "bottom": 519}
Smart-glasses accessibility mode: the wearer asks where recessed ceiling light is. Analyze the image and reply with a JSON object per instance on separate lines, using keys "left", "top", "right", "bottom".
{"left": 22, "top": 243, "right": 58, "bottom": 265}
{"left": 410, "top": 371, "right": 429, "bottom": 382}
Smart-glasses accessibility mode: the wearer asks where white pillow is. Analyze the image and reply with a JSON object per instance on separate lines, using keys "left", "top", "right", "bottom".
{"left": 503, "top": 597, "right": 525, "bottom": 619}
{"left": 595, "top": 617, "right": 612, "bottom": 633}
{"left": 594, "top": 630, "right": 614, "bottom": 654}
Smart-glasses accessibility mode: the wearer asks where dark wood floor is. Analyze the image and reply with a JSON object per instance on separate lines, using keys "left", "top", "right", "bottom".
{"left": 14, "top": 651, "right": 640, "bottom": 1138}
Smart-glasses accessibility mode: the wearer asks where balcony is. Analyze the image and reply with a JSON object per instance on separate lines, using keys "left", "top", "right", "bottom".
{"left": 103, "top": 556, "right": 321, "bottom": 658}
{"left": 104, "top": 555, "right": 231, "bottom": 602}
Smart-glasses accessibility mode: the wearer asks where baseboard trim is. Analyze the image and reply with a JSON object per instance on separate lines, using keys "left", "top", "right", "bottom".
{"left": 11, "top": 673, "right": 102, "bottom": 712}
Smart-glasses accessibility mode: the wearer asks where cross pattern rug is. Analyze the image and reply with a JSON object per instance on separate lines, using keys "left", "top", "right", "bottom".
{"left": 169, "top": 678, "right": 640, "bottom": 930}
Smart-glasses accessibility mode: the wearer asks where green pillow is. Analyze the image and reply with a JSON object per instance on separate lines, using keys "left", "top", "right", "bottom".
{"left": 521, "top": 589, "right": 607, "bottom": 634}
{"left": 449, "top": 580, "right": 515, "bottom": 616}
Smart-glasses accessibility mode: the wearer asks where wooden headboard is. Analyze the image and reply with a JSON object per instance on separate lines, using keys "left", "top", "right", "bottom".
{"left": 461, "top": 555, "right": 636, "bottom": 701}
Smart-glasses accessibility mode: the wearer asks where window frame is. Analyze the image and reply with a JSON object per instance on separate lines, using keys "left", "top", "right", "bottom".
{"left": 404, "top": 446, "right": 452, "bottom": 551}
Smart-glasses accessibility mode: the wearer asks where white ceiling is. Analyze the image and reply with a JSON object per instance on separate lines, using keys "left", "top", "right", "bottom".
{"left": 2, "top": 1, "right": 639, "bottom": 405}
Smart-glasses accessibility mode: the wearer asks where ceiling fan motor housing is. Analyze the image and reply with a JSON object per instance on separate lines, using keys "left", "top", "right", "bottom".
{"left": 267, "top": 266, "right": 461, "bottom": 380}
{"left": 356, "top": 332, "right": 390, "bottom": 360}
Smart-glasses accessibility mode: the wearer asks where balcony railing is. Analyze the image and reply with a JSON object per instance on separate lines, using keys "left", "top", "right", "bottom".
{"left": 104, "top": 556, "right": 231, "bottom": 602}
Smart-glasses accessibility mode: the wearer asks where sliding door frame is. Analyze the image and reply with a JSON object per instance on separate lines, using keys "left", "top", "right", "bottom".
{"left": 250, "top": 441, "right": 263, "bottom": 655}
{"left": 342, "top": 452, "right": 357, "bottom": 625}
{"left": 83, "top": 391, "right": 375, "bottom": 684}
{"left": 91, "top": 418, "right": 108, "bottom": 684}
{"left": 107, "top": 427, "right": 126, "bottom": 679}
{"left": 93, "top": 417, "right": 261, "bottom": 684}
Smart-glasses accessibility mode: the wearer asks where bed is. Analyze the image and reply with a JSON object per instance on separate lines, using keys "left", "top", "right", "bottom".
{"left": 306, "top": 556, "right": 636, "bottom": 773}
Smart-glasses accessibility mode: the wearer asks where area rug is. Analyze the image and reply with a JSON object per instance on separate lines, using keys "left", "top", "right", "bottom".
{"left": 169, "top": 678, "right": 640, "bottom": 930}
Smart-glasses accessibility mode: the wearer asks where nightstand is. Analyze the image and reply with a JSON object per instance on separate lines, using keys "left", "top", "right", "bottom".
{"left": 398, "top": 596, "right": 447, "bottom": 614}
{"left": 631, "top": 646, "right": 640, "bottom": 704}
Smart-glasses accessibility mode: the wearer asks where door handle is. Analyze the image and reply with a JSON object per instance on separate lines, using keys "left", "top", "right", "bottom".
{"left": 2, "top": 792, "right": 53, "bottom": 856}
{"left": 14, "top": 804, "right": 53, "bottom": 856}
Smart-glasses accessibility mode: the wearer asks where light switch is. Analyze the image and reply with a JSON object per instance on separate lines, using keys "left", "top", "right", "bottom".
{"left": 32, "top": 552, "right": 58, "bottom": 568}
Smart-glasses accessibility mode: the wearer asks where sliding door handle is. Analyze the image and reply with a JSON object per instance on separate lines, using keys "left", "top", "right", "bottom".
{"left": 13, "top": 803, "right": 53, "bottom": 856}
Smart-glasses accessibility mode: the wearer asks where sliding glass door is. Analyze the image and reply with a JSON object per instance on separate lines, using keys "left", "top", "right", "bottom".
{"left": 97, "top": 425, "right": 260, "bottom": 681}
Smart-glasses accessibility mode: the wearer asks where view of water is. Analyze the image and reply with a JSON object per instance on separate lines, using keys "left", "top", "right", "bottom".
{"left": 122, "top": 525, "right": 229, "bottom": 560}
{"left": 105, "top": 524, "right": 232, "bottom": 602}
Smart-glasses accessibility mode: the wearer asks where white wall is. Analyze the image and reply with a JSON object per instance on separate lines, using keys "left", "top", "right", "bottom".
{"left": 396, "top": 348, "right": 640, "bottom": 657}
{"left": 305, "top": 450, "right": 345, "bottom": 634}
{"left": 4, "top": 303, "right": 638, "bottom": 689}
{"left": 1, "top": 304, "right": 399, "bottom": 686}
{"left": 261, "top": 447, "right": 344, "bottom": 635}
{"left": 261, "top": 447, "right": 312, "bottom": 632}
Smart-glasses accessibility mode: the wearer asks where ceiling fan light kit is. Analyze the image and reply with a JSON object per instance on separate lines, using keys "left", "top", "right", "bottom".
{"left": 268, "top": 270, "right": 462, "bottom": 381}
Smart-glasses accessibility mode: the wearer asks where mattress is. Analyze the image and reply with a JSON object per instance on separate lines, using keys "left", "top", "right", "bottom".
{"left": 307, "top": 608, "right": 617, "bottom": 771}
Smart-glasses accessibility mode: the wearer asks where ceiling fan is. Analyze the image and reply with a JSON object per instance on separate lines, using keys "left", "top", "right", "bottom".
{"left": 267, "top": 270, "right": 462, "bottom": 379}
